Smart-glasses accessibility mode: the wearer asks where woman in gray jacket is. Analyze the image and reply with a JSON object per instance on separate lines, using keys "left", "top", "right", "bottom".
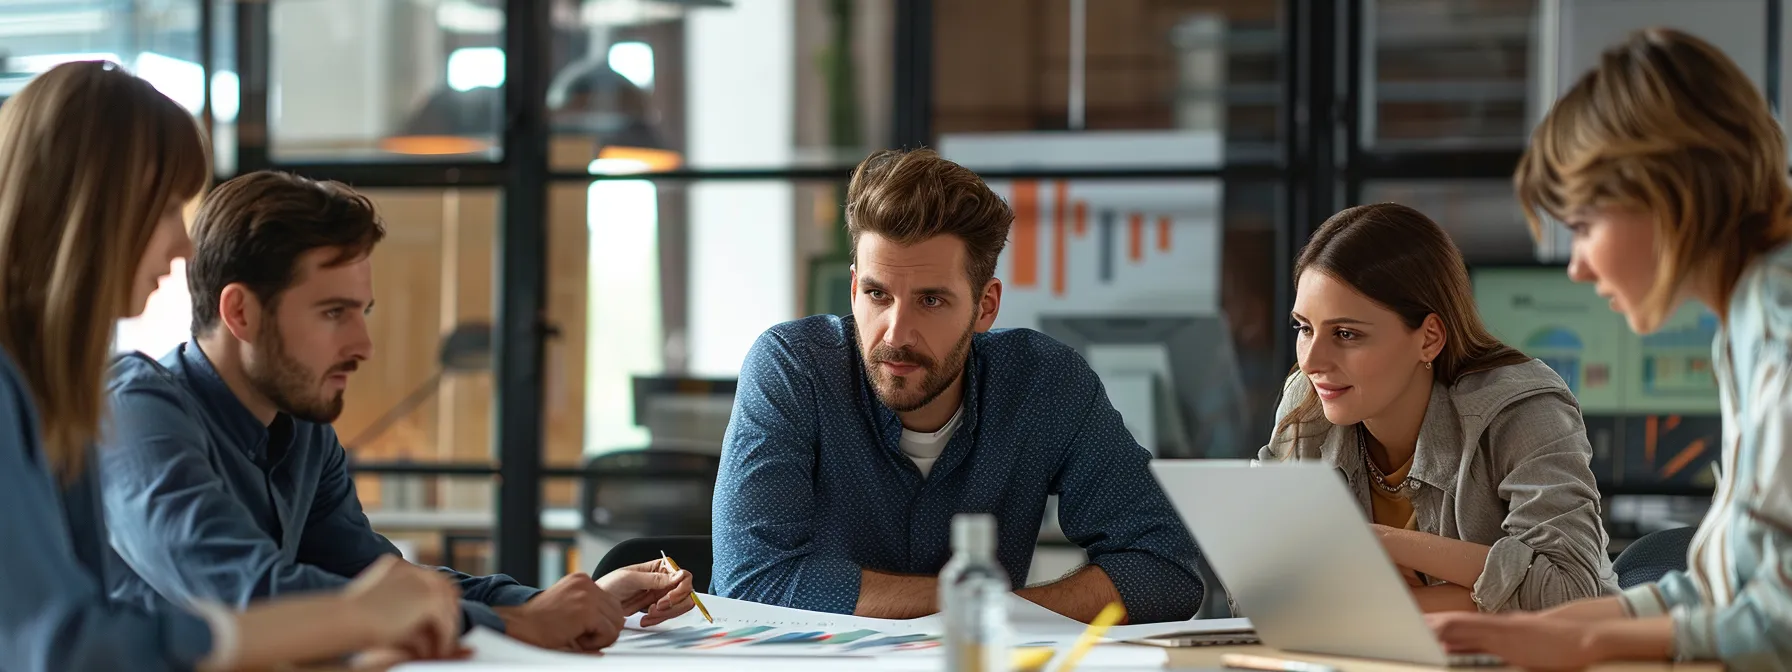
{"left": 1265, "top": 202, "right": 1619, "bottom": 614}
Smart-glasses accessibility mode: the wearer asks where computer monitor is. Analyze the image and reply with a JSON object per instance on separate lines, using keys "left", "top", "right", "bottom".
{"left": 1036, "top": 315, "right": 1254, "bottom": 459}
{"left": 1471, "top": 266, "right": 1721, "bottom": 491}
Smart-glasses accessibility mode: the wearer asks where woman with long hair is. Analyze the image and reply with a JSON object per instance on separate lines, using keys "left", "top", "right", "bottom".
{"left": 0, "top": 61, "right": 463, "bottom": 670}
{"left": 1431, "top": 28, "right": 1792, "bottom": 670}
{"left": 1266, "top": 202, "right": 1617, "bottom": 614}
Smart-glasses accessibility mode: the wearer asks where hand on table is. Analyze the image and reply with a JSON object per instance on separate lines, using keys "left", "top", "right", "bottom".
{"left": 1429, "top": 611, "right": 1598, "bottom": 671}
{"left": 597, "top": 559, "right": 697, "bottom": 626}
{"left": 496, "top": 572, "right": 626, "bottom": 652}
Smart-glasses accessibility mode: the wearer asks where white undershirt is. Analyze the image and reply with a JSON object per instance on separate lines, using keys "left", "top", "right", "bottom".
{"left": 899, "top": 407, "right": 964, "bottom": 478}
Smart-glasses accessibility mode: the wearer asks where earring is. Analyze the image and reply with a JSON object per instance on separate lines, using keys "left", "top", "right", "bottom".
{"left": 1425, "top": 361, "right": 1433, "bottom": 370}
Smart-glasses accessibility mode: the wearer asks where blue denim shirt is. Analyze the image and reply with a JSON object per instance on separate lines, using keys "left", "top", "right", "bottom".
{"left": 710, "top": 315, "right": 1205, "bottom": 623}
{"left": 0, "top": 345, "right": 214, "bottom": 672}
{"left": 98, "top": 343, "right": 539, "bottom": 632}
{"left": 1619, "top": 242, "right": 1792, "bottom": 669}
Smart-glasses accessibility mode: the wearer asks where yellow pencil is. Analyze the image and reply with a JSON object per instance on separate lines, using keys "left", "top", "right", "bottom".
{"left": 659, "top": 550, "right": 713, "bottom": 623}
{"left": 1056, "top": 602, "right": 1125, "bottom": 672}
{"left": 1010, "top": 646, "right": 1056, "bottom": 671}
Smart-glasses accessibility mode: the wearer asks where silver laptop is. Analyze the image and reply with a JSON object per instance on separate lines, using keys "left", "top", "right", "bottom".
{"left": 1151, "top": 460, "right": 1502, "bottom": 668}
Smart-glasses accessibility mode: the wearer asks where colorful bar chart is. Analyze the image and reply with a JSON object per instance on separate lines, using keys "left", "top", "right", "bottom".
{"left": 613, "top": 625, "right": 939, "bottom": 654}
{"left": 1003, "top": 179, "right": 1190, "bottom": 297}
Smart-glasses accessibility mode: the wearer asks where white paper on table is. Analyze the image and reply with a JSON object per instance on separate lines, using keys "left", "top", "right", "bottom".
{"left": 627, "top": 592, "right": 1245, "bottom": 639}
{"left": 456, "top": 627, "right": 595, "bottom": 664}
{"left": 393, "top": 627, "right": 930, "bottom": 670}
{"left": 1002, "top": 591, "right": 1252, "bottom": 642}
{"left": 1106, "top": 616, "right": 1254, "bottom": 641}
{"left": 394, "top": 593, "right": 1225, "bottom": 668}
{"left": 609, "top": 593, "right": 943, "bottom": 657}
{"left": 622, "top": 593, "right": 939, "bottom": 634}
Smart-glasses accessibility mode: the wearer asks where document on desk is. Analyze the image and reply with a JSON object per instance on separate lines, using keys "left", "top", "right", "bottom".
{"left": 394, "top": 593, "right": 1242, "bottom": 668}
{"left": 1001, "top": 592, "right": 1254, "bottom": 642}
{"left": 614, "top": 593, "right": 1225, "bottom": 659}
{"left": 394, "top": 628, "right": 925, "bottom": 671}
{"left": 610, "top": 594, "right": 941, "bottom": 657}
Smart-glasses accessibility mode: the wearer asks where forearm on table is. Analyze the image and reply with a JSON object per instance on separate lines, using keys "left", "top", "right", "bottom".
{"left": 853, "top": 569, "right": 938, "bottom": 619}
{"left": 210, "top": 593, "right": 375, "bottom": 671}
{"left": 1017, "top": 565, "right": 1126, "bottom": 624}
{"left": 1545, "top": 595, "right": 1628, "bottom": 622}
{"left": 1584, "top": 616, "right": 1675, "bottom": 663}
{"left": 1412, "top": 584, "right": 1477, "bottom": 613}
{"left": 1383, "top": 529, "right": 1492, "bottom": 588}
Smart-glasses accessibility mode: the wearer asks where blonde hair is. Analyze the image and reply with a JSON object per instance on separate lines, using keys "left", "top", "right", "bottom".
{"left": 1517, "top": 28, "right": 1792, "bottom": 330}
{"left": 0, "top": 62, "right": 209, "bottom": 480}
{"left": 1271, "top": 204, "right": 1533, "bottom": 450}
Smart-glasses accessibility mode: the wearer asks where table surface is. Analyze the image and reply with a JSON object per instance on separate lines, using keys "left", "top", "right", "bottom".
{"left": 305, "top": 643, "right": 1723, "bottom": 671}
{"left": 1164, "top": 644, "right": 1723, "bottom": 671}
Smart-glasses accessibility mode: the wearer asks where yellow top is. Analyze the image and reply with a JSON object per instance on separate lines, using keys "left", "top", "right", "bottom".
{"left": 1368, "top": 451, "right": 1418, "bottom": 531}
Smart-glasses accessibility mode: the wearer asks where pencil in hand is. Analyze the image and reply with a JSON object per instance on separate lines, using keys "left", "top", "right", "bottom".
{"left": 660, "top": 550, "right": 713, "bottom": 623}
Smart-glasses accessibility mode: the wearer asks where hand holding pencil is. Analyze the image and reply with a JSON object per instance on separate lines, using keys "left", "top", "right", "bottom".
{"left": 594, "top": 558, "right": 699, "bottom": 627}
{"left": 660, "top": 551, "right": 714, "bottom": 623}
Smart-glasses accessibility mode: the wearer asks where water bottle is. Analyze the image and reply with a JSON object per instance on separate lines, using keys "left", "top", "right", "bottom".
{"left": 940, "top": 513, "right": 1009, "bottom": 672}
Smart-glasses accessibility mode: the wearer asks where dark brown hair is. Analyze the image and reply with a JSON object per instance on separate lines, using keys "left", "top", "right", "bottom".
{"left": 0, "top": 61, "right": 208, "bottom": 480}
{"left": 188, "top": 171, "right": 386, "bottom": 335}
{"left": 1517, "top": 28, "right": 1792, "bottom": 329}
{"left": 1273, "top": 203, "right": 1533, "bottom": 447}
{"left": 845, "top": 148, "right": 1013, "bottom": 290}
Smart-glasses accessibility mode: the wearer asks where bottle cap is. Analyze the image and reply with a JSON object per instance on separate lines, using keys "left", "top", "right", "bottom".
{"left": 952, "top": 513, "right": 996, "bottom": 556}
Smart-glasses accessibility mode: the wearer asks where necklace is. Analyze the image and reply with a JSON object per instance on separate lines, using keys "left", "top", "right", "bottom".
{"left": 1358, "top": 424, "right": 1406, "bottom": 495}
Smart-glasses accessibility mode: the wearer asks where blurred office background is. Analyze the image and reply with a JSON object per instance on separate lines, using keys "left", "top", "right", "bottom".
{"left": 1, "top": 0, "right": 1761, "bottom": 590}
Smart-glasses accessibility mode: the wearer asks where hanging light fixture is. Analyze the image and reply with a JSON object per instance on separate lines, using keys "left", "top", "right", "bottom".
{"left": 382, "top": 0, "right": 727, "bottom": 164}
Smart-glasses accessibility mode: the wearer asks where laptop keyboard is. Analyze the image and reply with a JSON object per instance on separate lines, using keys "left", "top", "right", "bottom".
{"left": 1447, "top": 653, "right": 1506, "bottom": 667}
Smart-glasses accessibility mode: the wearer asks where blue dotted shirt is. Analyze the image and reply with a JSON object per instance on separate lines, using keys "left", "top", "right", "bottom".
{"left": 711, "top": 315, "right": 1205, "bottom": 623}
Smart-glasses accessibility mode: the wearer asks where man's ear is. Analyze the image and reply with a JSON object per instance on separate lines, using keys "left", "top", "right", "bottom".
{"left": 974, "top": 277, "right": 1003, "bottom": 333}
{"left": 217, "top": 283, "right": 263, "bottom": 344}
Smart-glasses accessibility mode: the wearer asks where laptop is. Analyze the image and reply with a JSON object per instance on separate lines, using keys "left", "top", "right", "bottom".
{"left": 1150, "top": 460, "right": 1503, "bottom": 668}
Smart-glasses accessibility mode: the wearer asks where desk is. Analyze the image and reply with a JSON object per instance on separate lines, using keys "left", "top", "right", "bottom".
{"left": 1164, "top": 645, "right": 1722, "bottom": 671}
{"left": 304, "top": 644, "right": 1720, "bottom": 672}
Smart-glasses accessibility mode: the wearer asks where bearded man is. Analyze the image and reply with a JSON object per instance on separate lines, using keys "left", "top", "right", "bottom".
{"left": 709, "top": 149, "right": 1206, "bottom": 624}
{"left": 99, "top": 171, "right": 694, "bottom": 652}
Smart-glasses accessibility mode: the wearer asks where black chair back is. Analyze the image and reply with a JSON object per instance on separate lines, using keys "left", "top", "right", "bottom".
{"left": 580, "top": 448, "right": 721, "bottom": 539}
{"left": 1613, "top": 526, "right": 1697, "bottom": 589}
{"left": 594, "top": 535, "right": 713, "bottom": 594}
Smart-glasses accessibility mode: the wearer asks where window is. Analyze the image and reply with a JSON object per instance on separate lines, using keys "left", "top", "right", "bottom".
{"left": 934, "top": 0, "right": 1284, "bottom": 161}
{"left": 268, "top": 0, "right": 502, "bottom": 161}
{"left": 0, "top": 1, "right": 204, "bottom": 110}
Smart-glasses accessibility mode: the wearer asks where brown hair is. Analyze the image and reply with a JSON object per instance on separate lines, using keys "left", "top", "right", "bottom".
{"left": 1272, "top": 203, "right": 1533, "bottom": 447}
{"left": 0, "top": 62, "right": 209, "bottom": 480}
{"left": 1517, "top": 27, "right": 1792, "bottom": 329}
{"left": 187, "top": 171, "right": 386, "bottom": 335}
{"left": 845, "top": 148, "right": 1013, "bottom": 290}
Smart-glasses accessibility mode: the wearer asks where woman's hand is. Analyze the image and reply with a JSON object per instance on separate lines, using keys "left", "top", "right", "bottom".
{"left": 1430, "top": 612, "right": 1599, "bottom": 671}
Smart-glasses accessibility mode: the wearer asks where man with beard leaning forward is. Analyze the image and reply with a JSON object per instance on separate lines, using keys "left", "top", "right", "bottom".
{"left": 98, "top": 171, "right": 696, "bottom": 653}
{"left": 710, "top": 149, "right": 1205, "bottom": 624}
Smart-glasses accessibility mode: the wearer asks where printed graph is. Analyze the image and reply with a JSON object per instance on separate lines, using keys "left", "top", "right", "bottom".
{"left": 1008, "top": 180, "right": 1185, "bottom": 297}
{"left": 612, "top": 625, "right": 941, "bottom": 654}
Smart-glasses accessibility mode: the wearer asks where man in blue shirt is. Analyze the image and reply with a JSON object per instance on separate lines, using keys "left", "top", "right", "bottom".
{"left": 99, "top": 171, "right": 694, "bottom": 652}
{"left": 711, "top": 149, "right": 1205, "bottom": 624}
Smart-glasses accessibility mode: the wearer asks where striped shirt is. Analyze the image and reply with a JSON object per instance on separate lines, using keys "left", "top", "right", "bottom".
{"left": 1619, "top": 242, "right": 1792, "bottom": 670}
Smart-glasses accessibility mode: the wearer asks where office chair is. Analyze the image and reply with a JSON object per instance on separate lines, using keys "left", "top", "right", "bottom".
{"left": 593, "top": 535, "right": 713, "bottom": 594}
{"left": 579, "top": 448, "right": 721, "bottom": 540}
{"left": 1613, "top": 526, "right": 1697, "bottom": 589}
